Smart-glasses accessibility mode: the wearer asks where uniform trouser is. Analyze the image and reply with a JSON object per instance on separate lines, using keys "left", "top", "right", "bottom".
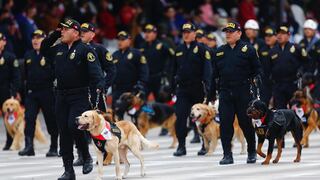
{"left": 0, "top": 88, "right": 13, "bottom": 147}
{"left": 175, "top": 86, "right": 204, "bottom": 148}
{"left": 261, "top": 78, "right": 272, "bottom": 105}
{"left": 219, "top": 84, "right": 256, "bottom": 156}
{"left": 273, "top": 82, "right": 297, "bottom": 109}
{"left": 112, "top": 85, "right": 132, "bottom": 119}
{"left": 56, "top": 88, "right": 90, "bottom": 162}
{"left": 24, "top": 88, "right": 58, "bottom": 147}
{"left": 147, "top": 76, "right": 161, "bottom": 101}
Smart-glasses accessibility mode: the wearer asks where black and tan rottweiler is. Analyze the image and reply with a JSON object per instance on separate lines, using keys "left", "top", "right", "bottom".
{"left": 114, "top": 92, "right": 177, "bottom": 148}
{"left": 247, "top": 99, "right": 303, "bottom": 165}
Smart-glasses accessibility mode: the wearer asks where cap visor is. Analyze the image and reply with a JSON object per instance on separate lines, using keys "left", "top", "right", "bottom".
{"left": 60, "top": 22, "right": 70, "bottom": 28}
{"left": 222, "top": 27, "right": 237, "bottom": 32}
{"left": 80, "top": 28, "right": 90, "bottom": 32}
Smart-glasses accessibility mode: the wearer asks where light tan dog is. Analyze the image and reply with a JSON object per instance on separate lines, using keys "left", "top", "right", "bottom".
{"left": 2, "top": 98, "right": 46, "bottom": 150}
{"left": 77, "top": 110, "right": 159, "bottom": 180}
{"left": 190, "top": 103, "right": 246, "bottom": 155}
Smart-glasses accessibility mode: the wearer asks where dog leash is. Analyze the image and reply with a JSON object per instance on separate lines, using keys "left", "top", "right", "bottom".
{"left": 88, "top": 88, "right": 101, "bottom": 110}
{"left": 102, "top": 93, "right": 108, "bottom": 112}
{"left": 202, "top": 81, "right": 209, "bottom": 104}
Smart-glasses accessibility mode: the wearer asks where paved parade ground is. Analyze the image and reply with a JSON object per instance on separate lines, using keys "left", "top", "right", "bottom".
{"left": 1, "top": 116, "right": 320, "bottom": 180}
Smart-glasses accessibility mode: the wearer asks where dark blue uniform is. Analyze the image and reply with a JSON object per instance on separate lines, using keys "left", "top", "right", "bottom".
{"left": 299, "top": 36, "right": 319, "bottom": 73}
{"left": 243, "top": 37, "right": 265, "bottom": 52}
{"left": 258, "top": 45, "right": 273, "bottom": 104}
{"left": 268, "top": 42, "right": 310, "bottom": 109}
{"left": 89, "top": 42, "right": 116, "bottom": 111}
{"left": 173, "top": 41, "right": 212, "bottom": 152}
{"left": 40, "top": 30, "right": 104, "bottom": 167}
{"left": 212, "top": 40, "right": 261, "bottom": 157}
{"left": 23, "top": 50, "right": 58, "bottom": 153}
{"left": 140, "top": 39, "right": 175, "bottom": 101}
{"left": 112, "top": 47, "right": 149, "bottom": 108}
{"left": 0, "top": 51, "right": 20, "bottom": 150}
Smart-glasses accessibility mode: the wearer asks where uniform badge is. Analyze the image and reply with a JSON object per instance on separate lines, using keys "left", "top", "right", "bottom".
{"left": 140, "top": 56, "right": 147, "bottom": 64}
{"left": 169, "top": 48, "right": 175, "bottom": 55}
{"left": 271, "top": 54, "right": 278, "bottom": 60}
{"left": 261, "top": 51, "right": 268, "bottom": 56}
{"left": 300, "top": 43, "right": 305, "bottom": 48}
{"left": 106, "top": 52, "right": 113, "bottom": 61}
{"left": 0, "top": 57, "right": 4, "bottom": 65}
{"left": 156, "top": 43, "right": 162, "bottom": 50}
{"left": 176, "top": 52, "right": 183, "bottom": 56}
{"left": 113, "top": 59, "right": 118, "bottom": 64}
{"left": 193, "top": 46, "right": 198, "bottom": 53}
{"left": 56, "top": 52, "right": 63, "bottom": 56}
{"left": 13, "top": 59, "right": 19, "bottom": 67}
{"left": 70, "top": 50, "right": 76, "bottom": 60}
{"left": 26, "top": 59, "right": 32, "bottom": 64}
{"left": 241, "top": 45, "right": 248, "bottom": 52}
{"left": 216, "top": 52, "right": 224, "bottom": 57}
{"left": 301, "top": 48, "right": 307, "bottom": 57}
{"left": 87, "top": 52, "right": 96, "bottom": 62}
{"left": 205, "top": 51, "right": 211, "bottom": 60}
{"left": 254, "top": 43, "right": 259, "bottom": 51}
{"left": 40, "top": 57, "right": 46, "bottom": 66}
{"left": 140, "top": 48, "right": 144, "bottom": 52}
{"left": 127, "top": 52, "right": 133, "bottom": 60}
{"left": 290, "top": 45, "right": 295, "bottom": 53}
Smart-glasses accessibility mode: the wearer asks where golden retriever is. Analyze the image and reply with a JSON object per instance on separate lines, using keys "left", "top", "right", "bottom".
{"left": 190, "top": 103, "right": 246, "bottom": 155}
{"left": 2, "top": 98, "right": 46, "bottom": 150}
{"left": 77, "top": 110, "right": 159, "bottom": 180}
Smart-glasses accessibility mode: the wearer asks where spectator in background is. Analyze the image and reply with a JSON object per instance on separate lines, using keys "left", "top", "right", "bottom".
{"left": 15, "top": 4, "right": 38, "bottom": 55}
{"left": 119, "top": 1, "right": 137, "bottom": 32}
{"left": 238, "top": 0, "right": 256, "bottom": 28}
{"left": 199, "top": 0, "right": 217, "bottom": 31}
{"left": 37, "top": 2, "right": 62, "bottom": 33}
{"left": 97, "top": 0, "right": 117, "bottom": 46}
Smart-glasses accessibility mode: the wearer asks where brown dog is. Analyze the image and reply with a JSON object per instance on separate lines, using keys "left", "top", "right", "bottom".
{"left": 2, "top": 98, "right": 46, "bottom": 150}
{"left": 77, "top": 110, "right": 159, "bottom": 180}
{"left": 190, "top": 103, "right": 246, "bottom": 155}
{"left": 116, "top": 92, "right": 177, "bottom": 148}
{"left": 290, "top": 89, "right": 320, "bottom": 147}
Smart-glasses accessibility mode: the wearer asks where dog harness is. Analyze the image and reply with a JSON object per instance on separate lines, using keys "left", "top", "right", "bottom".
{"left": 5, "top": 112, "right": 18, "bottom": 125}
{"left": 91, "top": 122, "right": 122, "bottom": 153}
{"left": 254, "top": 115, "right": 267, "bottom": 136}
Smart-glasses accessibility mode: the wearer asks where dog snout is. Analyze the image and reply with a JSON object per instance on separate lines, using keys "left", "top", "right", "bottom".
{"left": 190, "top": 112, "right": 195, "bottom": 118}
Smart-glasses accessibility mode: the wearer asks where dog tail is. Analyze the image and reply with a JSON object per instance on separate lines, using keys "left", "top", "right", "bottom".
{"left": 34, "top": 119, "right": 47, "bottom": 144}
{"left": 138, "top": 133, "right": 159, "bottom": 149}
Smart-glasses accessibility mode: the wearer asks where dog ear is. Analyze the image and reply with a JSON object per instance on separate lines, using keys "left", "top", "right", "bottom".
{"left": 206, "top": 105, "right": 214, "bottom": 119}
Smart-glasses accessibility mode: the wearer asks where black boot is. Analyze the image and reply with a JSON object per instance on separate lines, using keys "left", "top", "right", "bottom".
{"left": 73, "top": 149, "right": 84, "bottom": 166}
{"left": 190, "top": 128, "right": 200, "bottom": 143}
{"left": 173, "top": 139, "right": 186, "bottom": 157}
{"left": 219, "top": 153, "right": 234, "bottom": 165}
{"left": 82, "top": 154, "right": 93, "bottom": 174}
{"left": 247, "top": 152, "right": 257, "bottom": 164}
{"left": 46, "top": 135, "right": 58, "bottom": 157}
{"left": 18, "top": 137, "right": 35, "bottom": 156}
{"left": 58, "top": 160, "right": 75, "bottom": 180}
{"left": 159, "top": 128, "right": 168, "bottom": 136}
{"left": 3, "top": 131, "right": 13, "bottom": 150}
{"left": 197, "top": 145, "right": 207, "bottom": 156}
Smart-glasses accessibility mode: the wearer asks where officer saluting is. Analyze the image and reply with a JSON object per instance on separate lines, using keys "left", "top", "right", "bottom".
{"left": 0, "top": 33, "right": 20, "bottom": 150}
{"left": 18, "top": 30, "right": 58, "bottom": 157}
{"left": 172, "top": 23, "right": 212, "bottom": 156}
{"left": 80, "top": 22, "right": 116, "bottom": 111}
{"left": 40, "top": 19, "right": 104, "bottom": 180}
{"left": 211, "top": 21, "right": 261, "bottom": 164}
{"left": 112, "top": 31, "right": 149, "bottom": 118}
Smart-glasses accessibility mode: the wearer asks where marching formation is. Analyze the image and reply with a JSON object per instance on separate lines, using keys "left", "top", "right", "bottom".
{"left": 1, "top": 16, "right": 320, "bottom": 180}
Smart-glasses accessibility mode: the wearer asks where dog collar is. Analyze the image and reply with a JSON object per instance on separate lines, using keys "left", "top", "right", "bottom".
{"left": 261, "top": 115, "right": 267, "bottom": 124}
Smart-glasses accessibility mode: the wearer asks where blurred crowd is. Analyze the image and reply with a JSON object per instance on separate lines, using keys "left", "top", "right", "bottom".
{"left": 0, "top": 0, "right": 320, "bottom": 58}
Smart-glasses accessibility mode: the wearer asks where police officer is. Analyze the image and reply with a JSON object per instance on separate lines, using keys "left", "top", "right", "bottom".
{"left": 269, "top": 25, "right": 310, "bottom": 109}
{"left": 172, "top": 23, "right": 212, "bottom": 156}
{"left": 0, "top": 32, "right": 20, "bottom": 150}
{"left": 258, "top": 27, "right": 277, "bottom": 105}
{"left": 206, "top": 33, "right": 218, "bottom": 50}
{"left": 243, "top": 19, "right": 265, "bottom": 52}
{"left": 80, "top": 22, "right": 116, "bottom": 111}
{"left": 140, "top": 24, "right": 174, "bottom": 136}
{"left": 18, "top": 30, "right": 58, "bottom": 157}
{"left": 299, "top": 19, "right": 319, "bottom": 73}
{"left": 40, "top": 18, "right": 104, "bottom": 180}
{"left": 211, "top": 21, "right": 261, "bottom": 164}
{"left": 112, "top": 31, "right": 149, "bottom": 119}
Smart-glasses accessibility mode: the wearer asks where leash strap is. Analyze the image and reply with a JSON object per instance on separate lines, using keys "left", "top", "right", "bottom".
{"left": 88, "top": 88, "right": 101, "bottom": 110}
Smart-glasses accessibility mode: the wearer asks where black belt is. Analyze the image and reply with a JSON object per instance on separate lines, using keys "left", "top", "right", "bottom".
{"left": 57, "top": 87, "right": 88, "bottom": 95}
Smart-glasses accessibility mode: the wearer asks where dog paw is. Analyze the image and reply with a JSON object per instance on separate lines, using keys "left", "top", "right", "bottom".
{"left": 205, "top": 152, "right": 213, "bottom": 156}
{"left": 303, "top": 144, "right": 309, "bottom": 148}
{"left": 115, "top": 177, "right": 122, "bottom": 180}
{"left": 168, "top": 145, "right": 176, "bottom": 149}
{"left": 95, "top": 177, "right": 102, "bottom": 180}
{"left": 272, "top": 159, "right": 279, "bottom": 164}
{"left": 261, "top": 161, "right": 269, "bottom": 165}
{"left": 141, "top": 172, "right": 146, "bottom": 177}
{"left": 122, "top": 176, "right": 127, "bottom": 179}
{"left": 293, "top": 159, "right": 300, "bottom": 163}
